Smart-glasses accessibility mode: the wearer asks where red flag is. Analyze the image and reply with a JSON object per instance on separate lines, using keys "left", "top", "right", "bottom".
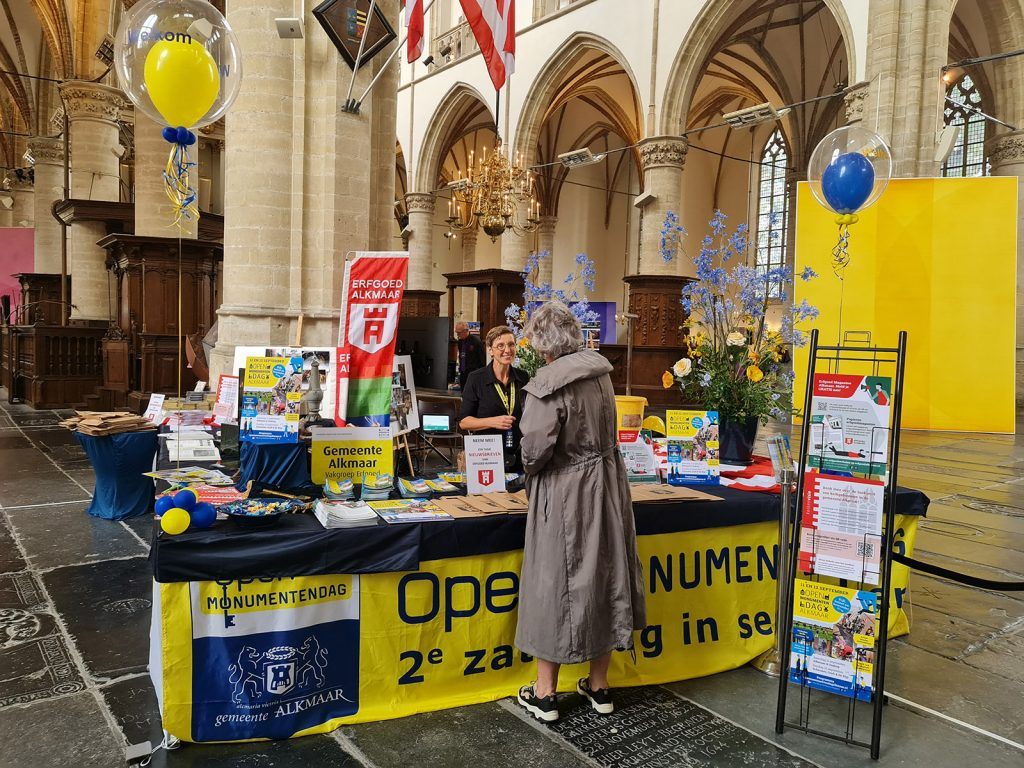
{"left": 406, "top": 0, "right": 424, "bottom": 63}
{"left": 458, "top": 0, "right": 515, "bottom": 90}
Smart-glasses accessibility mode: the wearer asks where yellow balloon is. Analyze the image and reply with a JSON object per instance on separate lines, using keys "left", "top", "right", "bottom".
{"left": 144, "top": 38, "right": 220, "bottom": 128}
{"left": 160, "top": 507, "right": 191, "bottom": 536}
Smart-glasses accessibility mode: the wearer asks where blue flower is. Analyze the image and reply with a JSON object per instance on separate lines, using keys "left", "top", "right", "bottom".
{"left": 799, "top": 266, "right": 818, "bottom": 281}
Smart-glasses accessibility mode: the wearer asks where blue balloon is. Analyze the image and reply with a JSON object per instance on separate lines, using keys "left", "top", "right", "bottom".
{"left": 191, "top": 502, "right": 217, "bottom": 529}
{"left": 173, "top": 488, "right": 198, "bottom": 512}
{"left": 184, "top": 130, "right": 197, "bottom": 146}
{"left": 161, "top": 127, "right": 178, "bottom": 143}
{"left": 176, "top": 126, "right": 191, "bottom": 145}
{"left": 154, "top": 495, "right": 176, "bottom": 515}
{"left": 821, "top": 152, "right": 875, "bottom": 214}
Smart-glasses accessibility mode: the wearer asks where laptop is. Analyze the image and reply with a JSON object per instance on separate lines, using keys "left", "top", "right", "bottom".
{"left": 422, "top": 415, "right": 451, "bottom": 433}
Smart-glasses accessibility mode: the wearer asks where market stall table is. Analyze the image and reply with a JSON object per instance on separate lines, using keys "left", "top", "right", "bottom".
{"left": 149, "top": 485, "right": 927, "bottom": 743}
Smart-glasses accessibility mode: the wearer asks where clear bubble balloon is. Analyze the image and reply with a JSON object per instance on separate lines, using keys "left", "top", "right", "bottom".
{"left": 807, "top": 126, "right": 892, "bottom": 215}
{"left": 114, "top": 0, "right": 242, "bottom": 129}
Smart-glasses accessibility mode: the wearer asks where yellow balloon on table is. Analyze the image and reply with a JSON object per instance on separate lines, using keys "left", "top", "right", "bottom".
{"left": 144, "top": 39, "right": 220, "bottom": 128}
{"left": 160, "top": 507, "right": 192, "bottom": 536}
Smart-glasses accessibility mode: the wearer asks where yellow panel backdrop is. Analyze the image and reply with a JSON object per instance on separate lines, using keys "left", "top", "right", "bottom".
{"left": 793, "top": 177, "right": 1017, "bottom": 433}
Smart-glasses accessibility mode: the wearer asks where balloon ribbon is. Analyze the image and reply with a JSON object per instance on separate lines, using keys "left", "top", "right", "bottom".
{"left": 831, "top": 213, "right": 858, "bottom": 279}
{"left": 163, "top": 129, "right": 199, "bottom": 228}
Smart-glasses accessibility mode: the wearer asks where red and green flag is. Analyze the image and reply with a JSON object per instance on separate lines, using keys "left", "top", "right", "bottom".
{"left": 335, "top": 252, "right": 409, "bottom": 426}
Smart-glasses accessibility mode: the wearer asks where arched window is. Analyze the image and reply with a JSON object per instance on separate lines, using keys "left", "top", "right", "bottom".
{"left": 942, "top": 74, "right": 989, "bottom": 177}
{"left": 756, "top": 129, "right": 789, "bottom": 298}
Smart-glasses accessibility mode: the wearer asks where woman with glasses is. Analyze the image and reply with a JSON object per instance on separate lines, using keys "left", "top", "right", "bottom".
{"left": 459, "top": 325, "right": 530, "bottom": 472}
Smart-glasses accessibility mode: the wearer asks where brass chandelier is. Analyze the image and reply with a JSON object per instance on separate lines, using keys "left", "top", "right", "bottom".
{"left": 445, "top": 139, "right": 540, "bottom": 241}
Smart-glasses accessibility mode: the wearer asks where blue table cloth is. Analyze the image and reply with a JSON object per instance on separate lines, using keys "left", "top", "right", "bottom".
{"left": 75, "top": 431, "right": 159, "bottom": 520}
{"left": 237, "top": 441, "right": 317, "bottom": 495}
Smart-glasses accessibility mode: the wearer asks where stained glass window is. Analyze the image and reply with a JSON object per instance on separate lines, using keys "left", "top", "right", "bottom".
{"left": 942, "top": 74, "right": 989, "bottom": 177}
{"left": 756, "top": 129, "right": 789, "bottom": 298}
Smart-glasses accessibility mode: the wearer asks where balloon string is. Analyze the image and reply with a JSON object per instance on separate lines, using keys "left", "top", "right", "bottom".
{"left": 163, "top": 143, "right": 199, "bottom": 229}
{"left": 833, "top": 221, "right": 851, "bottom": 344}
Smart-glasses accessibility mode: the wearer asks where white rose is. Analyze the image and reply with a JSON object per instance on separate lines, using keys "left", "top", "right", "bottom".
{"left": 672, "top": 358, "right": 692, "bottom": 377}
{"left": 726, "top": 331, "right": 747, "bottom": 347}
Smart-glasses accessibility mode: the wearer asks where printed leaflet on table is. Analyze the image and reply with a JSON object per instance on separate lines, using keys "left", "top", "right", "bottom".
{"left": 807, "top": 373, "right": 890, "bottom": 480}
{"left": 464, "top": 434, "right": 506, "bottom": 494}
{"left": 240, "top": 356, "right": 303, "bottom": 443}
{"left": 665, "top": 410, "right": 720, "bottom": 485}
{"left": 799, "top": 470, "right": 884, "bottom": 584}
{"left": 789, "top": 578, "right": 877, "bottom": 701}
{"left": 144, "top": 393, "right": 165, "bottom": 424}
{"left": 367, "top": 499, "right": 452, "bottom": 523}
{"left": 213, "top": 375, "right": 239, "bottom": 425}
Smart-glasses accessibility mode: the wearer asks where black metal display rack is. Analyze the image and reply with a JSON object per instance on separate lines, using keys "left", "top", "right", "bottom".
{"left": 775, "top": 328, "right": 908, "bottom": 760}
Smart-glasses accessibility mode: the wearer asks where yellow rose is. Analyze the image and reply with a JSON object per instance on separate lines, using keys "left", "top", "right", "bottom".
{"left": 519, "top": 337, "right": 529, "bottom": 347}
{"left": 672, "top": 358, "right": 692, "bottom": 378}
{"left": 727, "top": 331, "right": 747, "bottom": 347}
{"left": 746, "top": 365, "right": 764, "bottom": 383}
{"left": 661, "top": 370, "right": 675, "bottom": 389}
{"left": 748, "top": 351, "right": 760, "bottom": 364}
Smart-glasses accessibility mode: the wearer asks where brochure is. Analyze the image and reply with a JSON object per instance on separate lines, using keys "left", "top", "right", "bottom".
{"left": 789, "top": 579, "right": 877, "bottom": 701}
{"left": 213, "top": 375, "right": 239, "bottom": 425}
{"left": 807, "top": 374, "right": 890, "bottom": 480}
{"left": 240, "top": 356, "right": 303, "bottom": 443}
{"left": 368, "top": 499, "right": 452, "bottom": 524}
{"left": 665, "top": 410, "right": 720, "bottom": 485}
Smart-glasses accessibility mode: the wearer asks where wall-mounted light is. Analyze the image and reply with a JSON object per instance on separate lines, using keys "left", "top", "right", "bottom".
{"left": 22, "top": 150, "right": 34, "bottom": 166}
{"left": 439, "top": 44, "right": 453, "bottom": 58}
{"left": 95, "top": 34, "right": 114, "bottom": 66}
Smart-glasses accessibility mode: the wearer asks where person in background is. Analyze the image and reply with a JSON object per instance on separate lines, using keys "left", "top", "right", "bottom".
{"left": 454, "top": 321, "right": 485, "bottom": 390}
{"left": 513, "top": 302, "right": 646, "bottom": 723}
{"left": 458, "top": 325, "right": 529, "bottom": 472}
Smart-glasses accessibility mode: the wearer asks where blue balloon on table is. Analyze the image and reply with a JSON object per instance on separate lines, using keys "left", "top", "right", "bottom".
{"left": 191, "top": 501, "right": 217, "bottom": 529}
{"left": 154, "top": 494, "right": 176, "bottom": 516}
{"left": 173, "top": 488, "right": 198, "bottom": 512}
{"left": 821, "top": 152, "right": 875, "bottom": 214}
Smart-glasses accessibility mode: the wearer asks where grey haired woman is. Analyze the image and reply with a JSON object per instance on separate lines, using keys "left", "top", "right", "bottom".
{"left": 514, "top": 301, "right": 646, "bottom": 722}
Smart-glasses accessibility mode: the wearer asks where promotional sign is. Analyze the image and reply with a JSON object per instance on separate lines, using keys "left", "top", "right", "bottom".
{"left": 240, "top": 356, "right": 303, "bottom": 443}
{"left": 618, "top": 435, "right": 657, "bottom": 478}
{"left": 213, "top": 375, "right": 239, "bottom": 426}
{"left": 789, "top": 578, "right": 877, "bottom": 701}
{"left": 390, "top": 355, "right": 419, "bottom": 438}
{"left": 807, "top": 374, "right": 890, "bottom": 479}
{"left": 268, "top": 348, "right": 335, "bottom": 419}
{"left": 665, "top": 410, "right": 720, "bottom": 485}
{"left": 153, "top": 515, "right": 920, "bottom": 742}
{"left": 144, "top": 393, "right": 166, "bottom": 424}
{"left": 465, "top": 434, "right": 506, "bottom": 494}
{"left": 335, "top": 252, "right": 409, "bottom": 427}
{"left": 800, "top": 470, "right": 884, "bottom": 584}
{"left": 311, "top": 426, "right": 393, "bottom": 485}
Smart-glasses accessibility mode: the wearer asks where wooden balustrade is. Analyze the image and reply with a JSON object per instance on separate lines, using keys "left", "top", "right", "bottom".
{"left": 2, "top": 325, "right": 105, "bottom": 408}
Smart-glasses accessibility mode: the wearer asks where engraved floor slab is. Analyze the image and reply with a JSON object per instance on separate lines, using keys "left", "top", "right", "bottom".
{"left": 0, "top": 515, "right": 26, "bottom": 574}
{"left": 547, "top": 685, "right": 816, "bottom": 768}
{"left": 0, "top": 691, "right": 124, "bottom": 768}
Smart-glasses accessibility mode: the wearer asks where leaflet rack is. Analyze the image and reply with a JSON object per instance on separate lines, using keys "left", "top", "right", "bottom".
{"left": 775, "top": 328, "right": 908, "bottom": 760}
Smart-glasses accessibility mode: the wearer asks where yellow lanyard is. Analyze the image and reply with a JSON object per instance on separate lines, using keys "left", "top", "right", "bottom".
{"left": 494, "top": 380, "right": 516, "bottom": 416}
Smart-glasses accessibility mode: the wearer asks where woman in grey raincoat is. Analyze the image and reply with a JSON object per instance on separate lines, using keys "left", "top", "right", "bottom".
{"left": 514, "top": 301, "right": 646, "bottom": 722}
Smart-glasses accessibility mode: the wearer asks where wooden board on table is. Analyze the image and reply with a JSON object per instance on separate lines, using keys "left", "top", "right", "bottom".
{"left": 459, "top": 494, "right": 511, "bottom": 515}
{"left": 629, "top": 483, "right": 723, "bottom": 504}
{"left": 486, "top": 491, "right": 528, "bottom": 513}
{"left": 432, "top": 496, "right": 492, "bottom": 518}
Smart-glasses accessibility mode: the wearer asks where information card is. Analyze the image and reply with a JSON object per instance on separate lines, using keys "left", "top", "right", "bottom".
{"left": 808, "top": 374, "right": 891, "bottom": 480}
{"left": 665, "top": 410, "right": 720, "bottom": 485}
{"left": 465, "top": 434, "right": 506, "bottom": 494}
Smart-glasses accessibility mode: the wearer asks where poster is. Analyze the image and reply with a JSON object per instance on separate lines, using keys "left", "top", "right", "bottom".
{"left": 390, "top": 355, "right": 419, "bottom": 438}
{"left": 800, "top": 470, "right": 884, "bottom": 584}
{"left": 618, "top": 434, "right": 657, "bottom": 478}
{"left": 268, "top": 348, "right": 335, "bottom": 419}
{"left": 465, "top": 434, "right": 506, "bottom": 494}
{"left": 807, "top": 374, "right": 890, "bottom": 479}
{"left": 213, "top": 375, "right": 239, "bottom": 425}
{"left": 335, "top": 251, "right": 409, "bottom": 427}
{"left": 789, "top": 579, "right": 877, "bottom": 701}
{"left": 311, "top": 426, "right": 393, "bottom": 485}
{"left": 665, "top": 410, "right": 720, "bottom": 485}
{"left": 240, "top": 356, "right": 303, "bottom": 443}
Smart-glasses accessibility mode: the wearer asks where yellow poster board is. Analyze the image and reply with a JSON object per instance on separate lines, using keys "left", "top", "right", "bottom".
{"left": 794, "top": 177, "right": 1017, "bottom": 432}
{"left": 310, "top": 426, "right": 393, "bottom": 484}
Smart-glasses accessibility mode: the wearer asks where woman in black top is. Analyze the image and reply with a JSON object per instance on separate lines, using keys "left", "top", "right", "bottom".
{"left": 459, "top": 325, "right": 530, "bottom": 472}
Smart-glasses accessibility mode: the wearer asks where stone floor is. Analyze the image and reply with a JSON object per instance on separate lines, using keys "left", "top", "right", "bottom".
{"left": 0, "top": 392, "right": 1021, "bottom": 767}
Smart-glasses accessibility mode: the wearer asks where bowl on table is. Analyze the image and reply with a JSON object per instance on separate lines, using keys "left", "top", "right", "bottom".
{"left": 220, "top": 497, "right": 306, "bottom": 527}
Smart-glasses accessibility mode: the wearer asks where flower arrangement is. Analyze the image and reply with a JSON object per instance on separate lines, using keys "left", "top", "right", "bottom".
{"left": 504, "top": 251, "right": 599, "bottom": 376}
{"left": 661, "top": 210, "right": 819, "bottom": 423}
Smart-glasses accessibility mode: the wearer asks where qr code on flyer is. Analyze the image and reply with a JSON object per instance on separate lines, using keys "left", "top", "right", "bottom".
{"left": 857, "top": 541, "right": 875, "bottom": 558}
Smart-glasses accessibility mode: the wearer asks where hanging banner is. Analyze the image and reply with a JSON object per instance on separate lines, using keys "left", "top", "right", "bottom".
{"left": 335, "top": 252, "right": 410, "bottom": 427}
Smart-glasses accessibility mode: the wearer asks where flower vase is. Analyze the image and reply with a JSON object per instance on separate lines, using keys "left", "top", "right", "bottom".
{"left": 718, "top": 415, "right": 759, "bottom": 466}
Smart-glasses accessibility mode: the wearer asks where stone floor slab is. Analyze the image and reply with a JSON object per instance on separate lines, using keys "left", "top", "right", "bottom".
{"left": 0, "top": 692, "right": 124, "bottom": 768}
{"left": 0, "top": 515, "right": 26, "bottom": 574}
{"left": 42, "top": 557, "right": 151, "bottom": 680}
{"left": 7, "top": 503, "right": 144, "bottom": 570}
{"left": 0, "top": 471, "right": 89, "bottom": 507}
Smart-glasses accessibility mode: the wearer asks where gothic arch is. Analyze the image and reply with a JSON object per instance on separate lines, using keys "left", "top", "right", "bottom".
{"left": 414, "top": 82, "right": 495, "bottom": 193}
{"left": 660, "top": 0, "right": 857, "bottom": 136}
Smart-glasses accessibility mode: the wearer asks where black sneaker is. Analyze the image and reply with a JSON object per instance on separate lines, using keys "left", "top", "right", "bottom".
{"left": 517, "top": 684, "right": 559, "bottom": 722}
{"left": 577, "top": 677, "right": 614, "bottom": 714}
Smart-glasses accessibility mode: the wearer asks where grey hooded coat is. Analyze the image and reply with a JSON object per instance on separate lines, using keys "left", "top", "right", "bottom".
{"left": 514, "top": 349, "right": 647, "bottom": 665}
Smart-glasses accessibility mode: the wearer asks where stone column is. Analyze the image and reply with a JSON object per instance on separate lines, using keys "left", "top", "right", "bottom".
{"left": 499, "top": 200, "right": 531, "bottom": 270}
{"left": 59, "top": 81, "right": 127, "bottom": 323}
{"left": 637, "top": 137, "right": 687, "bottom": 275}
{"left": 134, "top": 113, "right": 199, "bottom": 238}
{"left": 405, "top": 191, "right": 435, "bottom": 290}
{"left": 460, "top": 227, "right": 478, "bottom": 319}
{"left": 10, "top": 177, "right": 33, "bottom": 228}
{"left": 536, "top": 214, "right": 557, "bottom": 284}
{"left": 28, "top": 137, "right": 66, "bottom": 273}
{"left": 988, "top": 131, "right": 1024, "bottom": 405}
